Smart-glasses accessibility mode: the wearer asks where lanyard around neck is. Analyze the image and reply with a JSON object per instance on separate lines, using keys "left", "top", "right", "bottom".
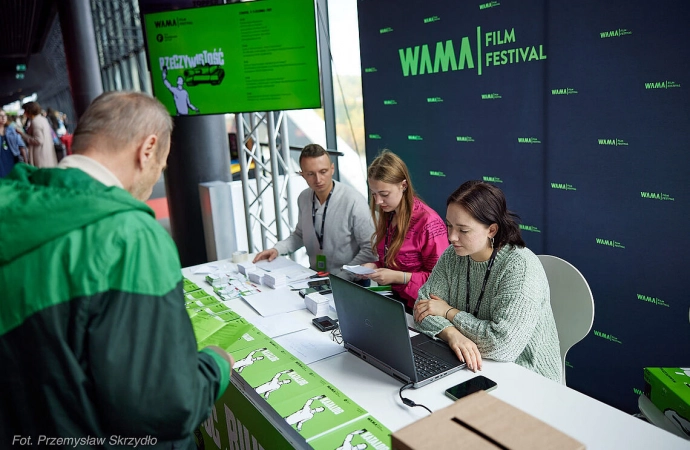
{"left": 465, "top": 247, "right": 499, "bottom": 317}
{"left": 312, "top": 183, "right": 334, "bottom": 250}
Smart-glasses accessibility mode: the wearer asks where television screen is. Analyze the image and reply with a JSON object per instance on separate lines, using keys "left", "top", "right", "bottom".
{"left": 143, "top": 0, "right": 321, "bottom": 116}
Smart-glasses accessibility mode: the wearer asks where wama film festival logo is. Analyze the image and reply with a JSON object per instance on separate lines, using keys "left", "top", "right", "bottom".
{"left": 397, "top": 27, "right": 546, "bottom": 77}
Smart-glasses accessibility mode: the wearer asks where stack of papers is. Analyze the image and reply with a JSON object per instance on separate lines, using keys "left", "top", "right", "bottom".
{"left": 237, "top": 262, "right": 256, "bottom": 275}
{"left": 248, "top": 271, "right": 263, "bottom": 284}
{"left": 205, "top": 273, "right": 229, "bottom": 287}
{"left": 305, "top": 292, "right": 330, "bottom": 316}
{"left": 263, "top": 272, "right": 287, "bottom": 289}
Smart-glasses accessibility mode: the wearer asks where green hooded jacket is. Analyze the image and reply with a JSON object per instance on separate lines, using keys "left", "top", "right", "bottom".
{"left": 0, "top": 164, "right": 230, "bottom": 448}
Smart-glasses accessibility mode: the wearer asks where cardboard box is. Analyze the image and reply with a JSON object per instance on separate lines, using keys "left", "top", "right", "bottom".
{"left": 392, "top": 390, "right": 584, "bottom": 450}
{"left": 644, "top": 367, "right": 690, "bottom": 437}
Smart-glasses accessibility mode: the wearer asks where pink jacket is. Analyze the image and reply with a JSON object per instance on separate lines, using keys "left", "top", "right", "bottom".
{"left": 375, "top": 197, "right": 448, "bottom": 307}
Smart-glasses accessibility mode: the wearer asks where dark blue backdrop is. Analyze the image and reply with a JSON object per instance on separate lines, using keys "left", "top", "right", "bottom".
{"left": 358, "top": 0, "right": 690, "bottom": 414}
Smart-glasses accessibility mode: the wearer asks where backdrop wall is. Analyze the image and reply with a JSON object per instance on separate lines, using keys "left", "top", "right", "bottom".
{"left": 358, "top": 0, "right": 689, "bottom": 413}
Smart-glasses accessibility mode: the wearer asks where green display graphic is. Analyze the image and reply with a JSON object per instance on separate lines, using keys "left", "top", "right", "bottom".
{"left": 308, "top": 415, "right": 392, "bottom": 450}
{"left": 200, "top": 376, "right": 297, "bottom": 450}
{"left": 143, "top": 0, "right": 321, "bottom": 116}
{"left": 272, "top": 385, "right": 367, "bottom": 441}
{"left": 185, "top": 278, "right": 393, "bottom": 449}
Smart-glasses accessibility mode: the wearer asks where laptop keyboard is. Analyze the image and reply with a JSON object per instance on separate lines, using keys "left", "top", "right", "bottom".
{"left": 413, "top": 349, "right": 453, "bottom": 378}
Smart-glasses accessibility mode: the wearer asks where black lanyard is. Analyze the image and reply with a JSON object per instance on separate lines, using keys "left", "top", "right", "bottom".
{"left": 312, "top": 184, "right": 334, "bottom": 250}
{"left": 383, "top": 213, "right": 395, "bottom": 267}
{"left": 465, "top": 247, "right": 499, "bottom": 317}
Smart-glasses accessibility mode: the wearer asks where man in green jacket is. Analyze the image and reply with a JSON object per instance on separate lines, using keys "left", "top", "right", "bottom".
{"left": 0, "top": 91, "right": 234, "bottom": 448}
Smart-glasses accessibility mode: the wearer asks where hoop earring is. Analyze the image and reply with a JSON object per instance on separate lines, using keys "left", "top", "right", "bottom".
{"left": 490, "top": 237, "right": 494, "bottom": 249}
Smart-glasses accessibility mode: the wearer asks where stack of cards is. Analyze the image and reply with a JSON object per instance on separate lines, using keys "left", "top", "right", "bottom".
{"left": 263, "top": 272, "right": 287, "bottom": 289}
{"left": 305, "top": 292, "right": 330, "bottom": 317}
{"left": 205, "top": 273, "right": 229, "bottom": 287}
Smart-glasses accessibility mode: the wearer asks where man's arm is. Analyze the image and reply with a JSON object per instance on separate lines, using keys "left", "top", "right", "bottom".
{"left": 19, "top": 122, "right": 43, "bottom": 147}
{"left": 344, "top": 194, "right": 377, "bottom": 267}
{"left": 87, "top": 222, "right": 232, "bottom": 439}
{"left": 162, "top": 67, "right": 174, "bottom": 92}
{"left": 186, "top": 95, "right": 199, "bottom": 113}
{"left": 10, "top": 128, "right": 27, "bottom": 162}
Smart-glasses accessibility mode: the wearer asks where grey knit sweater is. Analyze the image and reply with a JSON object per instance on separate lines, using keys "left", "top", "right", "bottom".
{"left": 273, "top": 180, "right": 376, "bottom": 278}
{"left": 415, "top": 245, "right": 562, "bottom": 382}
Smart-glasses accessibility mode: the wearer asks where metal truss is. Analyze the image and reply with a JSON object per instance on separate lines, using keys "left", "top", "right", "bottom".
{"left": 236, "top": 111, "right": 296, "bottom": 254}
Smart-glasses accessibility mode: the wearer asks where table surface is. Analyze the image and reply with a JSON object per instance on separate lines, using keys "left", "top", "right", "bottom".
{"left": 183, "top": 260, "right": 690, "bottom": 450}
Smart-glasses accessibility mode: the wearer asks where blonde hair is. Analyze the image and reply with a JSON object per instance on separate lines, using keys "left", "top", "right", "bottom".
{"left": 367, "top": 150, "right": 417, "bottom": 269}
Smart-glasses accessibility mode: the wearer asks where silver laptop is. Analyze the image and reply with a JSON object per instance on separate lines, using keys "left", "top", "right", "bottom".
{"left": 329, "top": 275, "right": 466, "bottom": 388}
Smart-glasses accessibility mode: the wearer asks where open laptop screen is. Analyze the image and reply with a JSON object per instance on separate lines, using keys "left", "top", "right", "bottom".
{"left": 329, "top": 275, "right": 418, "bottom": 383}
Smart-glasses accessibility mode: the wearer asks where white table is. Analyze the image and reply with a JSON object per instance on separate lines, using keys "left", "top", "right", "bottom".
{"left": 183, "top": 260, "right": 690, "bottom": 450}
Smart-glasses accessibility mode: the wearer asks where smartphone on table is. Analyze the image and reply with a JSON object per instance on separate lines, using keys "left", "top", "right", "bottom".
{"left": 312, "top": 316, "right": 338, "bottom": 332}
{"left": 445, "top": 375, "right": 497, "bottom": 401}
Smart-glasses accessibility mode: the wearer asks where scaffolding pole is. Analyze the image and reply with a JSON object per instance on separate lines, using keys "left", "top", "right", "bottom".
{"left": 236, "top": 111, "right": 296, "bottom": 255}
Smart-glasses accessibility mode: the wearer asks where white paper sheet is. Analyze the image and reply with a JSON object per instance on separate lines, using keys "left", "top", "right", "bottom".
{"left": 274, "top": 329, "right": 346, "bottom": 364}
{"left": 241, "top": 289, "right": 306, "bottom": 317}
{"left": 342, "top": 265, "right": 376, "bottom": 275}
{"left": 251, "top": 314, "right": 308, "bottom": 338}
{"left": 255, "top": 256, "right": 298, "bottom": 271}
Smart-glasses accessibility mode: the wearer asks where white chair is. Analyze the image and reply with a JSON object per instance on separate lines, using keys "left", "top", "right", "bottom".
{"left": 537, "top": 255, "right": 595, "bottom": 385}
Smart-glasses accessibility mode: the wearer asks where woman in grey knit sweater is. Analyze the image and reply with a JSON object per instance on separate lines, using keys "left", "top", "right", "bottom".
{"left": 413, "top": 181, "right": 562, "bottom": 382}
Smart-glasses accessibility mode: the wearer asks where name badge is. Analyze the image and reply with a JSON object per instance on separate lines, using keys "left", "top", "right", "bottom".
{"left": 316, "top": 254, "right": 327, "bottom": 271}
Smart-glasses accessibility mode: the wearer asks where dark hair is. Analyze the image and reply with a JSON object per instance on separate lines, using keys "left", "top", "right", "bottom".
{"left": 23, "top": 102, "right": 42, "bottom": 117}
{"left": 46, "top": 108, "right": 60, "bottom": 131}
{"left": 299, "top": 143, "right": 329, "bottom": 165}
{"left": 447, "top": 180, "right": 525, "bottom": 248}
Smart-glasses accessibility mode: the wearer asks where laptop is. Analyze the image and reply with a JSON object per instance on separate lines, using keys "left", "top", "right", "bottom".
{"left": 329, "top": 275, "right": 466, "bottom": 388}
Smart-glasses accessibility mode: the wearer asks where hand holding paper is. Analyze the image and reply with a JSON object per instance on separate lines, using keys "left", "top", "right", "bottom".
{"left": 342, "top": 265, "right": 376, "bottom": 275}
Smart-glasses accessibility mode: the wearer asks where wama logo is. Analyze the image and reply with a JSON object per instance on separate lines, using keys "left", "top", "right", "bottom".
{"left": 399, "top": 39, "right": 475, "bottom": 76}
{"left": 645, "top": 81, "right": 681, "bottom": 89}
{"left": 593, "top": 330, "right": 622, "bottom": 344}
{"left": 154, "top": 19, "right": 177, "bottom": 28}
{"left": 600, "top": 29, "right": 632, "bottom": 38}
{"left": 598, "top": 138, "right": 628, "bottom": 146}
{"left": 640, "top": 192, "right": 674, "bottom": 201}
{"left": 595, "top": 238, "right": 625, "bottom": 249}
{"left": 550, "top": 183, "right": 576, "bottom": 191}
{"left": 637, "top": 294, "right": 669, "bottom": 307}
{"left": 551, "top": 88, "right": 578, "bottom": 95}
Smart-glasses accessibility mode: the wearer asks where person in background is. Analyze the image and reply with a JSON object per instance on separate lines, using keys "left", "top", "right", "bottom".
{"left": 6, "top": 113, "right": 21, "bottom": 131}
{"left": 46, "top": 107, "right": 61, "bottom": 133}
{"left": 0, "top": 91, "right": 234, "bottom": 446}
{"left": 17, "top": 101, "right": 57, "bottom": 167}
{"left": 413, "top": 180, "right": 561, "bottom": 382}
{"left": 253, "top": 144, "right": 376, "bottom": 279}
{"left": 0, "top": 110, "right": 27, "bottom": 177}
{"left": 360, "top": 150, "right": 448, "bottom": 310}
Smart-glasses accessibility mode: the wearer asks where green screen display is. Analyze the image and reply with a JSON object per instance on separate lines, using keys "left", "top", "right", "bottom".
{"left": 143, "top": 0, "right": 321, "bottom": 116}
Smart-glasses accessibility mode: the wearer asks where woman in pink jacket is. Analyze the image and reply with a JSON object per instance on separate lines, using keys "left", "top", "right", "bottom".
{"left": 361, "top": 150, "right": 448, "bottom": 310}
{"left": 19, "top": 102, "right": 58, "bottom": 168}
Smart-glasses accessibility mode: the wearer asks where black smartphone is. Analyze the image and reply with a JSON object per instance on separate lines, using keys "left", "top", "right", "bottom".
{"left": 444, "top": 376, "right": 497, "bottom": 401}
{"left": 308, "top": 279, "right": 330, "bottom": 288}
{"left": 312, "top": 316, "right": 338, "bottom": 332}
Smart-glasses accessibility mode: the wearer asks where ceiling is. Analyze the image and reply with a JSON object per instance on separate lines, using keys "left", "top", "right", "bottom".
{"left": 0, "top": 0, "right": 58, "bottom": 106}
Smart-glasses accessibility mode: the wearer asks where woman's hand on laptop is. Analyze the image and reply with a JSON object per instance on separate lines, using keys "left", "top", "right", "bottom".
{"left": 438, "top": 327, "right": 482, "bottom": 372}
{"left": 414, "top": 294, "right": 451, "bottom": 322}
